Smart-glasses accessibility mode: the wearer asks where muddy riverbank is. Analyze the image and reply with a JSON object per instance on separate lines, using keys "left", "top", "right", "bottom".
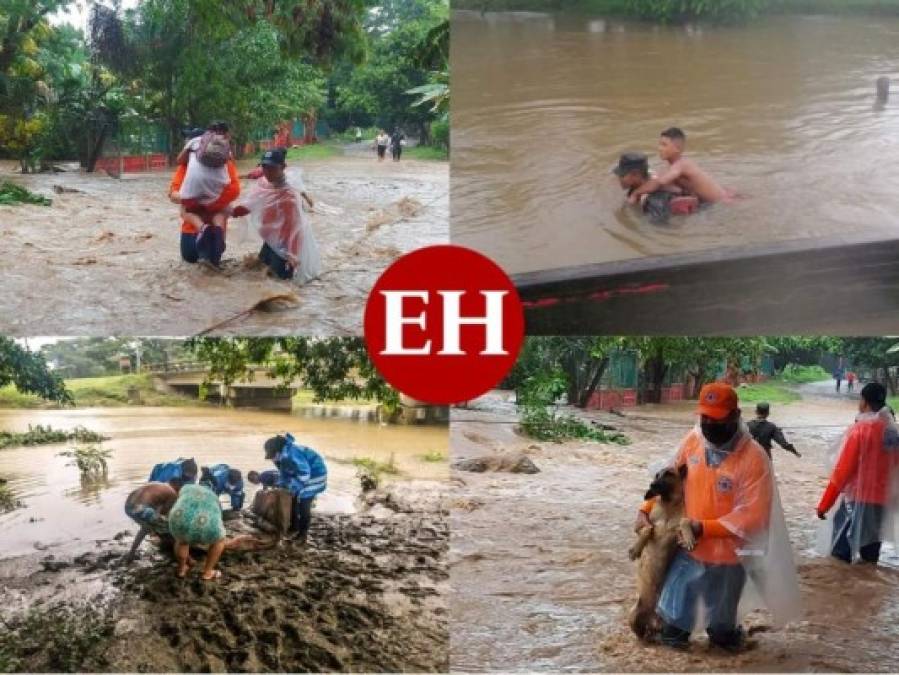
{"left": 0, "top": 484, "right": 449, "bottom": 672}
{"left": 0, "top": 153, "right": 447, "bottom": 335}
{"left": 450, "top": 388, "right": 899, "bottom": 671}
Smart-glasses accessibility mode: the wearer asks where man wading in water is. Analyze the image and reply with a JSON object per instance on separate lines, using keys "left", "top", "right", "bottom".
{"left": 817, "top": 382, "right": 899, "bottom": 564}
{"left": 169, "top": 122, "right": 240, "bottom": 269}
{"left": 634, "top": 383, "right": 800, "bottom": 650}
{"left": 230, "top": 148, "right": 321, "bottom": 284}
{"left": 628, "top": 128, "right": 730, "bottom": 206}
{"left": 613, "top": 152, "right": 699, "bottom": 223}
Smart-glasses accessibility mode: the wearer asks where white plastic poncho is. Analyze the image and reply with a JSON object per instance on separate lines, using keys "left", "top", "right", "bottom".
{"left": 816, "top": 407, "right": 899, "bottom": 563}
{"left": 238, "top": 176, "right": 322, "bottom": 285}
{"left": 652, "top": 423, "right": 801, "bottom": 634}
{"left": 179, "top": 137, "right": 229, "bottom": 204}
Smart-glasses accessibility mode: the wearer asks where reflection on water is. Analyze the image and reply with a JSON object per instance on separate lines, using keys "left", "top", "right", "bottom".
{"left": 452, "top": 12, "right": 899, "bottom": 272}
{"left": 0, "top": 406, "right": 447, "bottom": 558}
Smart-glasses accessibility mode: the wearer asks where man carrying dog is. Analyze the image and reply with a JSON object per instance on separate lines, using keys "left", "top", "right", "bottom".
{"left": 635, "top": 383, "right": 799, "bottom": 650}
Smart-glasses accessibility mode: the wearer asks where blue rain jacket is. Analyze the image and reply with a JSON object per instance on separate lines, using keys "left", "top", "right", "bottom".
{"left": 199, "top": 463, "right": 245, "bottom": 510}
{"left": 272, "top": 433, "right": 327, "bottom": 499}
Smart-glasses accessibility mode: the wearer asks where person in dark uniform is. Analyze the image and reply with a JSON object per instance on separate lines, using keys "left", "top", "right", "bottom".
{"left": 747, "top": 402, "right": 801, "bottom": 460}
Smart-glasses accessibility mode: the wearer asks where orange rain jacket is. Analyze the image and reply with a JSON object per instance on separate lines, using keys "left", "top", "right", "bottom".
{"left": 818, "top": 413, "right": 898, "bottom": 514}
{"left": 641, "top": 430, "right": 772, "bottom": 565}
{"left": 169, "top": 160, "right": 241, "bottom": 235}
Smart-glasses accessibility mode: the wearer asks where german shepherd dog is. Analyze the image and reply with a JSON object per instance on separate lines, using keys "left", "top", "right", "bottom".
{"left": 250, "top": 488, "right": 294, "bottom": 539}
{"left": 628, "top": 464, "right": 696, "bottom": 640}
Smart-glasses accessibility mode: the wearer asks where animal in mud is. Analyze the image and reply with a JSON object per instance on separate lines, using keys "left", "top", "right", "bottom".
{"left": 628, "top": 465, "right": 695, "bottom": 640}
{"left": 250, "top": 487, "right": 294, "bottom": 538}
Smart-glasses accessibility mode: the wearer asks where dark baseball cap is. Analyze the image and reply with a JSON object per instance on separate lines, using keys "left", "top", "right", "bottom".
{"left": 260, "top": 148, "right": 287, "bottom": 166}
{"left": 612, "top": 152, "right": 649, "bottom": 176}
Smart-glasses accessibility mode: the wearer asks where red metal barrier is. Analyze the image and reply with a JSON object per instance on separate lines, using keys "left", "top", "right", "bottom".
{"left": 585, "top": 385, "right": 685, "bottom": 410}
{"left": 94, "top": 153, "right": 170, "bottom": 174}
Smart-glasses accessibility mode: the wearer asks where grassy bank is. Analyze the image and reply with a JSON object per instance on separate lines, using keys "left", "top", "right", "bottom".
{"left": 404, "top": 145, "right": 449, "bottom": 161}
{"left": 0, "top": 374, "right": 194, "bottom": 409}
{"left": 736, "top": 382, "right": 801, "bottom": 405}
{"left": 283, "top": 143, "right": 342, "bottom": 161}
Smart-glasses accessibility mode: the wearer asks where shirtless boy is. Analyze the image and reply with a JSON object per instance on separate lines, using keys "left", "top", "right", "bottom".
{"left": 627, "top": 127, "right": 729, "bottom": 205}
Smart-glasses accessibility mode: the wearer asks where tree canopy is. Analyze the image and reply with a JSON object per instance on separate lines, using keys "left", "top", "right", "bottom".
{"left": 0, "top": 338, "right": 71, "bottom": 404}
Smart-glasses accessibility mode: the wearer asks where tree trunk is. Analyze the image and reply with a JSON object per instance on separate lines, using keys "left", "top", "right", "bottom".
{"left": 577, "top": 357, "right": 609, "bottom": 408}
{"left": 690, "top": 367, "right": 706, "bottom": 399}
{"left": 643, "top": 357, "right": 668, "bottom": 405}
{"left": 303, "top": 111, "right": 317, "bottom": 144}
{"left": 85, "top": 125, "right": 109, "bottom": 173}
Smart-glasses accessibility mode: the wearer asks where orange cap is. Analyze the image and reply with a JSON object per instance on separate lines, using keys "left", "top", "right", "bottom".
{"left": 696, "top": 382, "right": 739, "bottom": 420}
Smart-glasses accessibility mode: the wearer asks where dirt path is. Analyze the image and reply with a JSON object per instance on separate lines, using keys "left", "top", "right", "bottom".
{"left": 450, "top": 389, "right": 899, "bottom": 672}
{"left": 0, "top": 482, "right": 449, "bottom": 672}
{"left": 0, "top": 154, "right": 447, "bottom": 335}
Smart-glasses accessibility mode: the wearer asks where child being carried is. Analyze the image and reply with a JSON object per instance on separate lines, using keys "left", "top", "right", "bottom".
{"left": 171, "top": 122, "right": 232, "bottom": 232}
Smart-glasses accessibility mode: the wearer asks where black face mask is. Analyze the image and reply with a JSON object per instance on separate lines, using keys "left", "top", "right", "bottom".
{"left": 701, "top": 420, "right": 738, "bottom": 446}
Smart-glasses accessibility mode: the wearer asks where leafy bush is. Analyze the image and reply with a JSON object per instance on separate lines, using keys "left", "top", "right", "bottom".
{"left": 518, "top": 370, "right": 629, "bottom": 444}
{"left": 431, "top": 117, "right": 449, "bottom": 151}
{"left": 625, "top": 0, "right": 769, "bottom": 21}
{"left": 777, "top": 363, "right": 830, "bottom": 384}
{"left": 421, "top": 450, "right": 446, "bottom": 462}
{"left": 0, "top": 481, "right": 23, "bottom": 513}
{"left": 352, "top": 454, "right": 400, "bottom": 492}
{"left": 58, "top": 444, "right": 112, "bottom": 479}
{"left": 0, "top": 425, "right": 108, "bottom": 450}
{"left": 0, "top": 182, "right": 51, "bottom": 206}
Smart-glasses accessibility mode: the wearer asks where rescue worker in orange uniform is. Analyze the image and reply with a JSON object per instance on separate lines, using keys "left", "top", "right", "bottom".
{"left": 817, "top": 382, "right": 899, "bottom": 564}
{"left": 168, "top": 123, "right": 240, "bottom": 268}
{"left": 636, "top": 383, "right": 780, "bottom": 650}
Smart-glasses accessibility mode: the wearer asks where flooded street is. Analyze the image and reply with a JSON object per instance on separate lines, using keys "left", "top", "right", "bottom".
{"left": 451, "top": 12, "right": 899, "bottom": 273}
{"left": 0, "top": 152, "right": 447, "bottom": 335}
{"left": 0, "top": 405, "right": 448, "bottom": 559}
{"left": 450, "top": 387, "right": 899, "bottom": 671}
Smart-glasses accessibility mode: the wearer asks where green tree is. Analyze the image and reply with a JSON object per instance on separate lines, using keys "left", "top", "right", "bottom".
{"left": 839, "top": 338, "right": 899, "bottom": 395}
{"left": 189, "top": 337, "right": 399, "bottom": 408}
{"left": 0, "top": 337, "right": 71, "bottom": 403}
{"left": 330, "top": 0, "right": 447, "bottom": 141}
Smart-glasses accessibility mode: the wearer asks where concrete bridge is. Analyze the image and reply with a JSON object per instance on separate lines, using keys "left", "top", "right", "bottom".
{"left": 147, "top": 361, "right": 449, "bottom": 424}
{"left": 149, "top": 361, "right": 300, "bottom": 410}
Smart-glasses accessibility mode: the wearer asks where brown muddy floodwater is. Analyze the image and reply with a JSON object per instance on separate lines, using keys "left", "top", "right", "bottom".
{"left": 0, "top": 152, "right": 447, "bottom": 335}
{"left": 450, "top": 386, "right": 899, "bottom": 672}
{"left": 452, "top": 12, "right": 899, "bottom": 273}
{"left": 0, "top": 405, "right": 448, "bottom": 559}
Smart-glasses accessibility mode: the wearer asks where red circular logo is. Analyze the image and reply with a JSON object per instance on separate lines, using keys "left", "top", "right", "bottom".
{"left": 364, "top": 245, "right": 524, "bottom": 405}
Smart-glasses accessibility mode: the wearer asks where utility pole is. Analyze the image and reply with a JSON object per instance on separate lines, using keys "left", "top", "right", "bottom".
{"left": 135, "top": 340, "right": 142, "bottom": 373}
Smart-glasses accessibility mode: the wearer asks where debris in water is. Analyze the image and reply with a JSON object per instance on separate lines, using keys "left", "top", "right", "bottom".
{"left": 94, "top": 231, "right": 115, "bottom": 243}
{"left": 197, "top": 292, "right": 300, "bottom": 335}
{"left": 52, "top": 184, "right": 83, "bottom": 194}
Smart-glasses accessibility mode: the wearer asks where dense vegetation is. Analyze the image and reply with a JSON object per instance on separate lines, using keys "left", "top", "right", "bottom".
{"left": 0, "top": 0, "right": 448, "bottom": 172}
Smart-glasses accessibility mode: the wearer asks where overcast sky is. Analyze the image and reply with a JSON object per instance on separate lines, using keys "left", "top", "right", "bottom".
{"left": 50, "top": 0, "right": 139, "bottom": 32}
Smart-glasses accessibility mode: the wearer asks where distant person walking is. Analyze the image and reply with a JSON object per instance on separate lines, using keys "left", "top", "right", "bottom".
{"left": 390, "top": 128, "right": 406, "bottom": 162}
{"left": 833, "top": 366, "right": 844, "bottom": 393}
{"left": 375, "top": 130, "right": 389, "bottom": 161}
{"left": 847, "top": 371, "right": 857, "bottom": 393}
{"left": 355, "top": 126, "right": 363, "bottom": 143}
